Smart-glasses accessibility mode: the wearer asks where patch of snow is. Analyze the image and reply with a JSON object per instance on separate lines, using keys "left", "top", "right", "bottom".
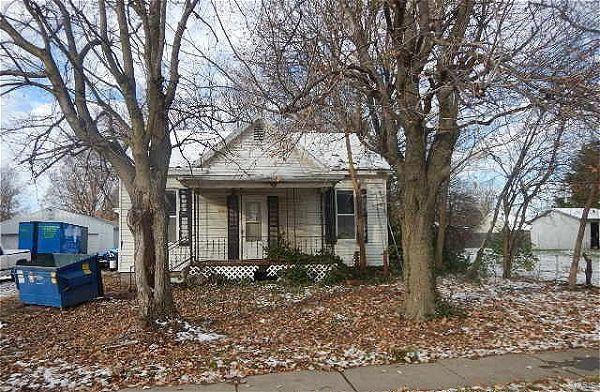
{"left": 175, "top": 321, "right": 224, "bottom": 343}
{"left": 2, "top": 359, "right": 111, "bottom": 391}
{"left": 0, "top": 281, "right": 17, "bottom": 299}
{"left": 155, "top": 318, "right": 224, "bottom": 343}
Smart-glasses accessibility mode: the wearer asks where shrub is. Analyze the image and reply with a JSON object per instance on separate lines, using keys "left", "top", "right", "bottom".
{"left": 278, "top": 264, "right": 312, "bottom": 286}
{"left": 320, "top": 262, "right": 354, "bottom": 285}
{"left": 437, "top": 249, "right": 471, "bottom": 275}
{"left": 265, "top": 239, "right": 345, "bottom": 266}
{"left": 485, "top": 230, "right": 538, "bottom": 274}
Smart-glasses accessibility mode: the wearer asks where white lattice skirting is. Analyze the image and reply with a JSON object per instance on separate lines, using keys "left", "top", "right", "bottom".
{"left": 188, "top": 264, "right": 332, "bottom": 282}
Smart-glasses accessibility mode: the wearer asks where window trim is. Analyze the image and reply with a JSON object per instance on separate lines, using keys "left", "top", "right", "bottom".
{"left": 335, "top": 190, "right": 355, "bottom": 240}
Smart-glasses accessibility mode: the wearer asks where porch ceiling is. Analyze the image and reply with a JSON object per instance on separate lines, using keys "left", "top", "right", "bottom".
{"left": 177, "top": 174, "right": 344, "bottom": 189}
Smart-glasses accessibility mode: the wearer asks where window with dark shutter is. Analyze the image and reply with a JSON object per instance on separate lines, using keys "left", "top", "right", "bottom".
{"left": 267, "top": 196, "right": 279, "bottom": 246}
{"left": 178, "top": 189, "right": 191, "bottom": 245}
{"left": 227, "top": 194, "right": 240, "bottom": 259}
{"left": 336, "top": 190, "right": 355, "bottom": 239}
{"left": 323, "top": 188, "right": 336, "bottom": 244}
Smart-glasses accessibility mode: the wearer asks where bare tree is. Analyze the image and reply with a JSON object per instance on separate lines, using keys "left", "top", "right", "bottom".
{"left": 468, "top": 116, "right": 566, "bottom": 279}
{"left": 567, "top": 141, "right": 600, "bottom": 287}
{"left": 0, "top": 166, "right": 22, "bottom": 221}
{"left": 244, "top": 0, "right": 599, "bottom": 319}
{"left": 45, "top": 153, "right": 118, "bottom": 221}
{"left": 0, "top": 0, "right": 207, "bottom": 323}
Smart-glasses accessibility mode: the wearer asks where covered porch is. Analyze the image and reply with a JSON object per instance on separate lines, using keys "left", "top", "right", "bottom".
{"left": 169, "top": 174, "right": 345, "bottom": 270}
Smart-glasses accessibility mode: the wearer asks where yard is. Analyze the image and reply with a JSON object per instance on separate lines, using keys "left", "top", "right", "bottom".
{"left": 0, "top": 272, "right": 598, "bottom": 391}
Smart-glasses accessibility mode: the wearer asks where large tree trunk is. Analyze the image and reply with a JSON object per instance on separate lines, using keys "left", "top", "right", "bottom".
{"left": 126, "top": 128, "right": 177, "bottom": 324}
{"left": 345, "top": 132, "right": 367, "bottom": 271}
{"left": 435, "top": 180, "right": 449, "bottom": 270}
{"left": 568, "top": 185, "right": 598, "bottom": 288}
{"left": 402, "top": 204, "right": 437, "bottom": 319}
{"left": 400, "top": 140, "right": 437, "bottom": 319}
{"left": 128, "top": 187, "right": 176, "bottom": 324}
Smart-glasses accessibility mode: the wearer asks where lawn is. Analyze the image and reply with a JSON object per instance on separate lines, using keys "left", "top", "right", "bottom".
{"left": 0, "top": 273, "right": 598, "bottom": 391}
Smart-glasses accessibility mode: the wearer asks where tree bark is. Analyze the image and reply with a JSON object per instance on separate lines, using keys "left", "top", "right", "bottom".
{"left": 568, "top": 185, "right": 598, "bottom": 288}
{"left": 400, "top": 133, "right": 438, "bottom": 319}
{"left": 128, "top": 186, "right": 176, "bottom": 324}
{"left": 501, "top": 229, "right": 513, "bottom": 279}
{"left": 435, "top": 180, "right": 449, "bottom": 270}
{"left": 402, "top": 204, "right": 437, "bottom": 319}
{"left": 345, "top": 132, "right": 367, "bottom": 271}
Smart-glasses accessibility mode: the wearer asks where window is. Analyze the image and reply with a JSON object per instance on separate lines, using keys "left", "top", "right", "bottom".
{"left": 336, "top": 190, "right": 355, "bottom": 239}
{"left": 245, "top": 201, "right": 262, "bottom": 241}
{"left": 166, "top": 190, "right": 177, "bottom": 243}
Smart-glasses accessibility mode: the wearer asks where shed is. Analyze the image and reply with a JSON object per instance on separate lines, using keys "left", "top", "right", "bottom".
{"left": 530, "top": 208, "right": 600, "bottom": 250}
{"left": 0, "top": 208, "right": 118, "bottom": 253}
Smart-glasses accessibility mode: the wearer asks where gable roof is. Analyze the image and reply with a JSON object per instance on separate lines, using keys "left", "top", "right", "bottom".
{"left": 188, "top": 120, "right": 390, "bottom": 173}
{"left": 552, "top": 208, "right": 600, "bottom": 220}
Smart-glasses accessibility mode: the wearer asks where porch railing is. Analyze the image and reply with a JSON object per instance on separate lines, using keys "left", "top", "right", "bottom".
{"left": 182, "top": 235, "right": 326, "bottom": 262}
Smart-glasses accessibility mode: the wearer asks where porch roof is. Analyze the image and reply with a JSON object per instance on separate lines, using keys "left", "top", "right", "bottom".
{"left": 177, "top": 173, "right": 345, "bottom": 189}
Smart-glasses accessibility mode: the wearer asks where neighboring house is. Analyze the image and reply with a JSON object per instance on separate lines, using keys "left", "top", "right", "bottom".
{"left": 118, "top": 122, "right": 391, "bottom": 273}
{"left": 0, "top": 208, "right": 118, "bottom": 253}
{"left": 530, "top": 208, "right": 600, "bottom": 250}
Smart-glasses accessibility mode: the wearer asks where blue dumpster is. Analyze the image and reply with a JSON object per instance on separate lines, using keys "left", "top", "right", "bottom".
{"left": 13, "top": 254, "right": 103, "bottom": 308}
{"left": 19, "top": 221, "right": 88, "bottom": 255}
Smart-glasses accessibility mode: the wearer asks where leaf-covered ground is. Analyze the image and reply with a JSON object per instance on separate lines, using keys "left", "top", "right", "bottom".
{"left": 0, "top": 274, "right": 598, "bottom": 391}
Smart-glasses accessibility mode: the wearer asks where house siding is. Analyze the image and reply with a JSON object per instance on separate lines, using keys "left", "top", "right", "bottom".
{"left": 201, "top": 130, "right": 325, "bottom": 178}
{"left": 117, "top": 175, "right": 389, "bottom": 272}
{"left": 333, "top": 178, "right": 388, "bottom": 266}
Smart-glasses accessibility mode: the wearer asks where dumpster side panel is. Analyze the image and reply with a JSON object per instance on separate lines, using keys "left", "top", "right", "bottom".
{"left": 18, "top": 222, "right": 36, "bottom": 253}
{"left": 14, "top": 255, "right": 103, "bottom": 308}
{"left": 14, "top": 268, "right": 62, "bottom": 307}
{"left": 59, "top": 256, "right": 103, "bottom": 307}
{"left": 37, "top": 222, "right": 64, "bottom": 254}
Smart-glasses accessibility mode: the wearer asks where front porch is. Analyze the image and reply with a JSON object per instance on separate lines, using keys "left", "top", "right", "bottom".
{"left": 168, "top": 182, "right": 342, "bottom": 272}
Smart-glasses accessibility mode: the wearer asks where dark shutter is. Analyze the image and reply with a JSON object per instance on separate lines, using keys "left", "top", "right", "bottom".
{"left": 361, "top": 189, "right": 368, "bottom": 243}
{"left": 227, "top": 194, "right": 240, "bottom": 259}
{"left": 323, "top": 188, "right": 336, "bottom": 244}
{"left": 178, "top": 189, "right": 191, "bottom": 245}
{"left": 267, "top": 196, "right": 279, "bottom": 246}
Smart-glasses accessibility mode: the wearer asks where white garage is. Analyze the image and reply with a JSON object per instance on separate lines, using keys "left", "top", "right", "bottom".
{"left": 530, "top": 208, "right": 600, "bottom": 250}
{"left": 0, "top": 208, "right": 118, "bottom": 253}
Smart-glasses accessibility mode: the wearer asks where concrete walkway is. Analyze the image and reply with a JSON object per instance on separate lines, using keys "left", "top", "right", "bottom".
{"left": 126, "top": 348, "right": 599, "bottom": 392}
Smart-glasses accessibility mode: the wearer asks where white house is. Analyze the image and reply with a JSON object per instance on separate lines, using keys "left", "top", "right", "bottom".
{"left": 118, "top": 122, "right": 391, "bottom": 273}
{"left": 530, "top": 208, "right": 600, "bottom": 250}
{"left": 0, "top": 208, "right": 118, "bottom": 253}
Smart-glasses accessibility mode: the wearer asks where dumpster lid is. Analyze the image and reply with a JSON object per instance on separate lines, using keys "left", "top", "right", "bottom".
{"left": 16, "top": 253, "right": 92, "bottom": 268}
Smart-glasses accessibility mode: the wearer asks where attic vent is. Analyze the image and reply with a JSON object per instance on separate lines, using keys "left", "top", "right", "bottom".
{"left": 253, "top": 125, "right": 265, "bottom": 142}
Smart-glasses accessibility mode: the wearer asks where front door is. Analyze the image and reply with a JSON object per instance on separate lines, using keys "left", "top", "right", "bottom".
{"left": 241, "top": 197, "right": 268, "bottom": 259}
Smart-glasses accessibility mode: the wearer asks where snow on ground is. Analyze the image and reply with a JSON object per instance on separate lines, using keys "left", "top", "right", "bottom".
{"left": 0, "top": 281, "right": 17, "bottom": 299}
{"left": 155, "top": 318, "right": 224, "bottom": 343}
{"left": 464, "top": 248, "right": 600, "bottom": 285}
{"left": 0, "top": 274, "right": 597, "bottom": 390}
{"left": 0, "top": 359, "right": 112, "bottom": 391}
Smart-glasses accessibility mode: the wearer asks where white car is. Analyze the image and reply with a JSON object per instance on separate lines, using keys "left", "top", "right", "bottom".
{"left": 0, "top": 245, "right": 31, "bottom": 280}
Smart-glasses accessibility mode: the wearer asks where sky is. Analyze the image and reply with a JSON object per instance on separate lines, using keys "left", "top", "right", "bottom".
{"left": 0, "top": 0, "right": 590, "bottom": 217}
{"left": 0, "top": 89, "right": 54, "bottom": 212}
